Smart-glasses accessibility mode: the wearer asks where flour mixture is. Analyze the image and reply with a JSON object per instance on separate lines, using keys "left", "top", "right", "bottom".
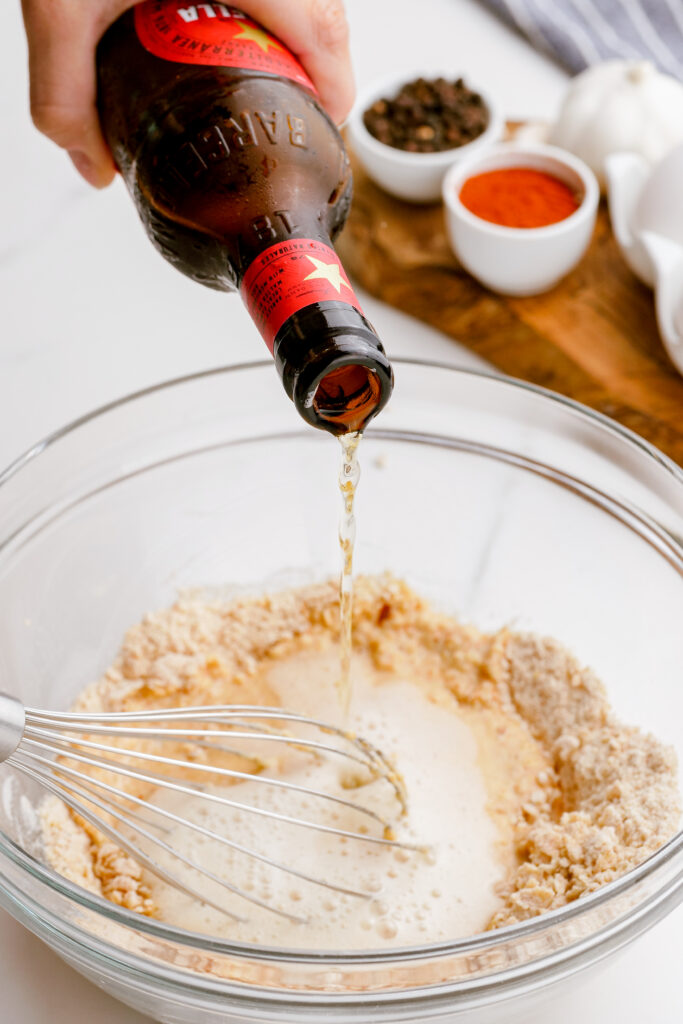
{"left": 41, "top": 576, "right": 681, "bottom": 947}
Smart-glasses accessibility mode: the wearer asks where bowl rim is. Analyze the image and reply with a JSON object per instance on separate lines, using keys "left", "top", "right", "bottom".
{"left": 0, "top": 359, "right": 682, "bottom": 977}
{"left": 347, "top": 69, "right": 504, "bottom": 168}
{"left": 3, "top": 358, "right": 678, "bottom": 490}
{"left": 442, "top": 141, "right": 600, "bottom": 239}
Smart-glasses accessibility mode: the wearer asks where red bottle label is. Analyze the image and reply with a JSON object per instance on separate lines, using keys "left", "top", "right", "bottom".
{"left": 134, "top": 1, "right": 316, "bottom": 91}
{"left": 240, "top": 240, "right": 363, "bottom": 353}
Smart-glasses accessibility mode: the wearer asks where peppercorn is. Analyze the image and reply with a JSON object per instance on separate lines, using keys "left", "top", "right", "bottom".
{"left": 363, "top": 77, "right": 489, "bottom": 153}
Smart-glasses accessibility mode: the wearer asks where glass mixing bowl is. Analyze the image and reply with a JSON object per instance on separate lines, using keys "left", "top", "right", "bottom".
{"left": 0, "top": 360, "right": 681, "bottom": 1024}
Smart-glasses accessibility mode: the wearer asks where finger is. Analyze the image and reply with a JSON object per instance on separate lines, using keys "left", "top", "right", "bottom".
{"left": 21, "top": 0, "right": 129, "bottom": 187}
{"left": 239, "top": 0, "right": 355, "bottom": 124}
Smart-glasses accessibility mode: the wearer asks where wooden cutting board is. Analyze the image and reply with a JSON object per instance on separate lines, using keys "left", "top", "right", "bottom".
{"left": 337, "top": 134, "right": 683, "bottom": 466}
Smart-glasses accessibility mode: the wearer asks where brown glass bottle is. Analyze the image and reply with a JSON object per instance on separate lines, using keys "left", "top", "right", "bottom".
{"left": 96, "top": 0, "right": 393, "bottom": 434}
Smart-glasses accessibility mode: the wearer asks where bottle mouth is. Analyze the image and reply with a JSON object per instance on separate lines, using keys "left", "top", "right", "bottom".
{"left": 312, "top": 364, "right": 383, "bottom": 432}
{"left": 276, "top": 309, "right": 395, "bottom": 435}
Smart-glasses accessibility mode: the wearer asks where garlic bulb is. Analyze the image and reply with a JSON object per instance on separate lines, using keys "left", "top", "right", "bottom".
{"left": 551, "top": 60, "right": 683, "bottom": 190}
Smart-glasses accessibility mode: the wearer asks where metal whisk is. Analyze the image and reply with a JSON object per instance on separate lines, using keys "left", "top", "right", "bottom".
{"left": 0, "top": 692, "right": 415, "bottom": 923}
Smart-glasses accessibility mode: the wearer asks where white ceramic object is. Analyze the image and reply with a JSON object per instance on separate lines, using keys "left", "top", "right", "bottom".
{"left": 606, "top": 144, "right": 683, "bottom": 375}
{"left": 442, "top": 142, "right": 599, "bottom": 296}
{"left": 605, "top": 152, "right": 654, "bottom": 285}
{"left": 347, "top": 71, "right": 503, "bottom": 203}
{"left": 642, "top": 233, "right": 683, "bottom": 375}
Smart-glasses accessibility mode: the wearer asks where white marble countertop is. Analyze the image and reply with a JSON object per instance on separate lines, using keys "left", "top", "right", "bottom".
{"left": 0, "top": 0, "right": 681, "bottom": 1020}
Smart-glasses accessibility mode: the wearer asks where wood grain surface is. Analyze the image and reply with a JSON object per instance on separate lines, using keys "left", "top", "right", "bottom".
{"left": 337, "top": 141, "right": 683, "bottom": 466}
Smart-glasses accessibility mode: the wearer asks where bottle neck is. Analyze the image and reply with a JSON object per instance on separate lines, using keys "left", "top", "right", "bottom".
{"left": 239, "top": 237, "right": 393, "bottom": 434}
{"left": 274, "top": 301, "right": 393, "bottom": 434}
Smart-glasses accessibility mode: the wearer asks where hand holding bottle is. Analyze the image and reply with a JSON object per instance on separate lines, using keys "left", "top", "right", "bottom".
{"left": 21, "top": 0, "right": 393, "bottom": 432}
{"left": 20, "top": 0, "right": 355, "bottom": 188}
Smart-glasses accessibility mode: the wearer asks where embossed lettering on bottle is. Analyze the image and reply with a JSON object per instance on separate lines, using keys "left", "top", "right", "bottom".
{"left": 166, "top": 109, "right": 308, "bottom": 185}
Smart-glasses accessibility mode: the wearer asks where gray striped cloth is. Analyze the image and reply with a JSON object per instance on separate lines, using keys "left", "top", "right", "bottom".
{"left": 480, "top": 0, "right": 683, "bottom": 78}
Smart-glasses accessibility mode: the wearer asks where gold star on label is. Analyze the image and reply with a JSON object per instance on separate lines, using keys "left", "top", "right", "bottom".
{"left": 233, "top": 21, "right": 284, "bottom": 53}
{"left": 303, "top": 255, "right": 351, "bottom": 293}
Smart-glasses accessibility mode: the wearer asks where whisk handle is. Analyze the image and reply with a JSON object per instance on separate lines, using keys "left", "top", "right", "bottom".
{"left": 0, "top": 693, "right": 25, "bottom": 762}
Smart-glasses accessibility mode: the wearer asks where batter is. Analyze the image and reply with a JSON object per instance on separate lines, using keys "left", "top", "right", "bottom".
{"left": 41, "top": 575, "right": 681, "bottom": 946}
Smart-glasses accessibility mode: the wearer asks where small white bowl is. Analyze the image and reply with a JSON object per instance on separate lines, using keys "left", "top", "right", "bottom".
{"left": 347, "top": 71, "right": 503, "bottom": 204}
{"left": 442, "top": 142, "right": 600, "bottom": 295}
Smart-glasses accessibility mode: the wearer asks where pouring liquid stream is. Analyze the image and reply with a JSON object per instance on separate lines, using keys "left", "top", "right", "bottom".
{"left": 337, "top": 431, "right": 361, "bottom": 715}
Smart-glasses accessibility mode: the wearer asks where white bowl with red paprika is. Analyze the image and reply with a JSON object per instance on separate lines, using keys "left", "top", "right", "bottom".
{"left": 442, "top": 142, "right": 599, "bottom": 295}
{"left": 348, "top": 71, "right": 503, "bottom": 203}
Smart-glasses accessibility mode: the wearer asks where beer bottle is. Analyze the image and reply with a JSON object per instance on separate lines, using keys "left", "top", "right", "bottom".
{"left": 96, "top": 0, "right": 393, "bottom": 434}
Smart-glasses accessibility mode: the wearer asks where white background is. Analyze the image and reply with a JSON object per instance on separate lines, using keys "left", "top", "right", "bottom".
{"left": 0, "top": 0, "right": 681, "bottom": 1020}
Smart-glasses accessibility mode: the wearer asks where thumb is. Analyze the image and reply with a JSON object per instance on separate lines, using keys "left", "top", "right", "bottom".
{"left": 238, "top": 0, "right": 356, "bottom": 125}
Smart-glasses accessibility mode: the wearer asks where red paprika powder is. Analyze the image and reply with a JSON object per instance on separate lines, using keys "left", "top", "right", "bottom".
{"left": 459, "top": 167, "right": 580, "bottom": 228}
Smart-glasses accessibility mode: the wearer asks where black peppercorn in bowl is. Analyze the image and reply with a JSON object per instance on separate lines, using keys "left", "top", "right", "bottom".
{"left": 348, "top": 71, "right": 503, "bottom": 203}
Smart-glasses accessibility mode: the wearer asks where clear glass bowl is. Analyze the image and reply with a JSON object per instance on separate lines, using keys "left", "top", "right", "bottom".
{"left": 0, "top": 360, "right": 681, "bottom": 1024}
